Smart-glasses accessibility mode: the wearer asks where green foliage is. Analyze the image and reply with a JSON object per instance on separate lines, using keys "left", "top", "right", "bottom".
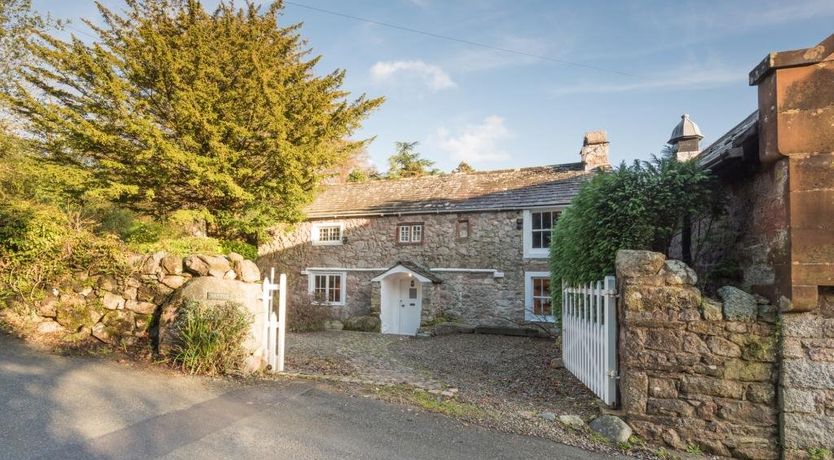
{"left": 386, "top": 141, "right": 439, "bottom": 178}
{"left": 685, "top": 442, "right": 702, "bottom": 455}
{"left": 551, "top": 155, "right": 717, "bottom": 286}
{"left": 171, "top": 301, "right": 253, "bottom": 376}
{"left": 347, "top": 169, "right": 369, "bottom": 183}
{"left": 6, "top": 0, "right": 382, "bottom": 242}
{"left": 809, "top": 448, "right": 833, "bottom": 460}
{"left": 0, "top": 199, "right": 129, "bottom": 303}
{"left": 220, "top": 240, "right": 257, "bottom": 261}
{"left": 0, "top": 0, "right": 60, "bottom": 92}
{"left": 288, "top": 293, "right": 331, "bottom": 332}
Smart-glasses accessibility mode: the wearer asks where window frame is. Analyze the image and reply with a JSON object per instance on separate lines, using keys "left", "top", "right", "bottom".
{"left": 311, "top": 222, "right": 345, "bottom": 246}
{"left": 524, "top": 271, "right": 554, "bottom": 323}
{"left": 307, "top": 271, "right": 347, "bottom": 306}
{"left": 396, "top": 222, "right": 425, "bottom": 245}
{"left": 522, "top": 208, "right": 561, "bottom": 258}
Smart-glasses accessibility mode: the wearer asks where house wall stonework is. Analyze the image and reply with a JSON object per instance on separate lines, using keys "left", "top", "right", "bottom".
{"left": 258, "top": 211, "right": 551, "bottom": 326}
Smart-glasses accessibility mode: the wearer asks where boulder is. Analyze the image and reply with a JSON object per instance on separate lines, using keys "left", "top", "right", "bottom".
{"left": 56, "top": 302, "right": 104, "bottom": 332}
{"left": 343, "top": 315, "right": 381, "bottom": 332}
{"left": 662, "top": 259, "right": 698, "bottom": 286}
{"left": 157, "top": 277, "right": 262, "bottom": 366}
{"left": 615, "top": 250, "right": 665, "bottom": 278}
{"left": 183, "top": 255, "right": 211, "bottom": 276}
{"left": 558, "top": 415, "right": 585, "bottom": 428}
{"left": 589, "top": 415, "right": 632, "bottom": 444}
{"left": 539, "top": 412, "right": 556, "bottom": 422}
{"left": 227, "top": 252, "right": 245, "bottom": 264}
{"left": 718, "top": 286, "right": 758, "bottom": 322}
{"left": 160, "top": 255, "right": 183, "bottom": 275}
{"left": 234, "top": 260, "right": 261, "bottom": 283}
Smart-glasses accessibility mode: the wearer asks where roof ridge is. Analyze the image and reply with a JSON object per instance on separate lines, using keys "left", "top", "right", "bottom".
{"left": 325, "top": 161, "right": 585, "bottom": 189}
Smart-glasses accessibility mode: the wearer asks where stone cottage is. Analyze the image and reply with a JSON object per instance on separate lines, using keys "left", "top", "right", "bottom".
{"left": 258, "top": 132, "right": 610, "bottom": 335}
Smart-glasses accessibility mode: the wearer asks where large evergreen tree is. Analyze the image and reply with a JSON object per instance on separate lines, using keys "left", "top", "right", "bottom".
{"left": 5, "top": 0, "right": 382, "bottom": 242}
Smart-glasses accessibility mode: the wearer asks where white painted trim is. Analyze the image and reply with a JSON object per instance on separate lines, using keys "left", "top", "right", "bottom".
{"left": 524, "top": 271, "right": 554, "bottom": 323}
{"left": 307, "top": 270, "right": 347, "bottom": 306}
{"left": 311, "top": 222, "right": 345, "bottom": 246}
{"left": 302, "top": 267, "right": 385, "bottom": 274}
{"left": 371, "top": 265, "right": 432, "bottom": 283}
{"left": 522, "top": 207, "right": 563, "bottom": 259}
{"left": 301, "top": 267, "right": 503, "bottom": 277}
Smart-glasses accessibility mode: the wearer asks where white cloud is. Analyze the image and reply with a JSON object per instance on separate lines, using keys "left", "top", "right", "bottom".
{"left": 434, "top": 116, "right": 512, "bottom": 163}
{"left": 370, "top": 60, "right": 456, "bottom": 92}
{"left": 550, "top": 64, "right": 745, "bottom": 96}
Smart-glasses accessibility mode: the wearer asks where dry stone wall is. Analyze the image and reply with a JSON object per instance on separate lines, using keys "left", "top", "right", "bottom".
{"left": 14, "top": 251, "right": 261, "bottom": 350}
{"left": 616, "top": 250, "right": 779, "bottom": 459}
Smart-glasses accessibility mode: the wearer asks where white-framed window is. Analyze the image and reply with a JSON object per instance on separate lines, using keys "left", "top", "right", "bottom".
{"left": 525, "top": 271, "right": 554, "bottom": 322}
{"left": 522, "top": 209, "right": 561, "bottom": 258}
{"left": 397, "top": 223, "right": 423, "bottom": 244}
{"left": 311, "top": 222, "right": 344, "bottom": 246}
{"left": 308, "top": 271, "right": 347, "bottom": 305}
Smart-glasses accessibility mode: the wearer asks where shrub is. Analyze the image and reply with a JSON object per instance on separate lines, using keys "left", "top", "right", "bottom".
{"left": 550, "top": 155, "right": 717, "bottom": 310}
{"left": 171, "top": 301, "right": 253, "bottom": 375}
{"left": 288, "top": 294, "right": 331, "bottom": 332}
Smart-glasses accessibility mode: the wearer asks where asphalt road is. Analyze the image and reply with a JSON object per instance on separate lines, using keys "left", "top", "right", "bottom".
{"left": 0, "top": 333, "right": 625, "bottom": 459}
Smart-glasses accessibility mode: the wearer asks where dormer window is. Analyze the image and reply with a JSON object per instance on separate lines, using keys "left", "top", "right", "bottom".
{"left": 397, "top": 223, "right": 423, "bottom": 244}
{"left": 311, "top": 222, "right": 344, "bottom": 245}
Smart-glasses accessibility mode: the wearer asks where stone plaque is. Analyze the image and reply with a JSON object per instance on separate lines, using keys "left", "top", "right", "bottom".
{"left": 207, "top": 292, "right": 232, "bottom": 301}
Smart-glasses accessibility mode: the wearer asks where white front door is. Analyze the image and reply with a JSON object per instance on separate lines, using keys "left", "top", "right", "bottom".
{"left": 397, "top": 279, "right": 422, "bottom": 335}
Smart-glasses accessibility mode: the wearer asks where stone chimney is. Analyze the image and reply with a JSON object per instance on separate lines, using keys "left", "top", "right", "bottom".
{"left": 580, "top": 130, "right": 610, "bottom": 171}
{"left": 668, "top": 114, "right": 703, "bottom": 161}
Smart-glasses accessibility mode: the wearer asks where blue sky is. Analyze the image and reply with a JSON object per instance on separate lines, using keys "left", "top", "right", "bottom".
{"left": 32, "top": 0, "right": 834, "bottom": 172}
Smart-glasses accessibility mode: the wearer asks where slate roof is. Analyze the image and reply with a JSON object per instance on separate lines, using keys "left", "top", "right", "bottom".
{"left": 306, "top": 162, "right": 592, "bottom": 219}
{"left": 697, "top": 111, "right": 759, "bottom": 168}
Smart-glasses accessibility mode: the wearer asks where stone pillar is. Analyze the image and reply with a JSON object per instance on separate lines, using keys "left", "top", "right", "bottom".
{"left": 750, "top": 33, "right": 834, "bottom": 311}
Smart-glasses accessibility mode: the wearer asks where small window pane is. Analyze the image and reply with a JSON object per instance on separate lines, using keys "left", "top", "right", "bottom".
{"left": 399, "top": 226, "right": 410, "bottom": 242}
{"left": 542, "top": 231, "right": 552, "bottom": 248}
{"left": 532, "top": 212, "right": 542, "bottom": 230}
{"left": 541, "top": 212, "right": 552, "bottom": 230}
{"left": 409, "top": 288, "right": 417, "bottom": 299}
{"left": 532, "top": 231, "right": 542, "bottom": 249}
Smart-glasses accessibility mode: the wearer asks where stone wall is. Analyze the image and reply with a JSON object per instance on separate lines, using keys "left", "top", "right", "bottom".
{"left": 781, "top": 305, "right": 834, "bottom": 458}
{"left": 258, "top": 211, "right": 549, "bottom": 326}
{"left": 669, "top": 157, "right": 790, "bottom": 300}
{"left": 8, "top": 252, "right": 262, "bottom": 351}
{"left": 616, "top": 250, "right": 780, "bottom": 459}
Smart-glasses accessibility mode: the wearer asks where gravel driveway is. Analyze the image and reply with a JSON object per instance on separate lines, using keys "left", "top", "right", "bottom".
{"left": 285, "top": 331, "right": 600, "bottom": 418}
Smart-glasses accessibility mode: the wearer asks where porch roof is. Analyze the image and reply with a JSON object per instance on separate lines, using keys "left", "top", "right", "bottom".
{"left": 370, "top": 261, "right": 443, "bottom": 284}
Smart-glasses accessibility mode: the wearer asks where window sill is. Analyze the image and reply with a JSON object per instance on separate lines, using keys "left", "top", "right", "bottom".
{"left": 312, "top": 241, "right": 344, "bottom": 246}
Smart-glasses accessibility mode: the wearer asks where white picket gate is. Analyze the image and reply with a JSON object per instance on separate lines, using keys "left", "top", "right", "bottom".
{"left": 260, "top": 268, "right": 287, "bottom": 373}
{"left": 561, "top": 276, "right": 618, "bottom": 406}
